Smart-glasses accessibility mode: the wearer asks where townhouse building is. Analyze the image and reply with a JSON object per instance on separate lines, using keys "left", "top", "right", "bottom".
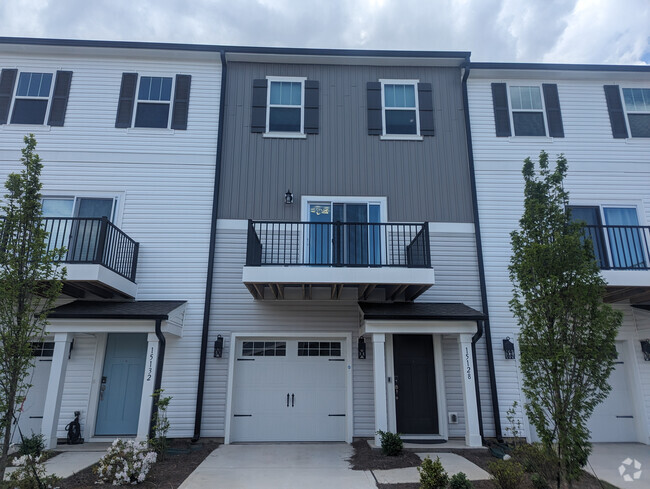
{"left": 0, "top": 38, "right": 222, "bottom": 448}
{"left": 467, "top": 63, "right": 650, "bottom": 444}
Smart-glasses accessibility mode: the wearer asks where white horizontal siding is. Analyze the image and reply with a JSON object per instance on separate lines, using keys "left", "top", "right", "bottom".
{"left": 0, "top": 49, "right": 221, "bottom": 439}
{"left": 470, "top": 74, "right": 650, "bottom": 439}
{"left": 443, "top": 335, "right": 465, "bottom": 437}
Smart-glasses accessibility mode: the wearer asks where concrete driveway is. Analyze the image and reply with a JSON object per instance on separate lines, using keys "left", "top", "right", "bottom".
{"left": 178, "top": 443, "right": 376, "bottom": 489}
{"left": 587, "top": 443, "right": 650, "bottom": 488}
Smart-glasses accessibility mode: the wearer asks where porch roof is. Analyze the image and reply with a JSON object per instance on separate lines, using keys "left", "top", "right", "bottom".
{"left": 47, "top": 300, "right": 187, "bottom": 320}
{"left": 358, "top": 302, "right": 485, "bottom": 321}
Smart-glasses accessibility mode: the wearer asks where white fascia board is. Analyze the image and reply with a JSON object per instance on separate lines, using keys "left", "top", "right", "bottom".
{"left": 601, "top": 270, "right": 650, "bottom": 288}
{"left": 361, "top": 320, "right": 478, "bottom": 335}
{"left": 46, "top": 318, "right": 183, "bottom": 337}
{"left": 242, "top": 266, "right": 435, "bottom": 286}
{"left": 63, "top": 263, "right": 138, "bottom": 298}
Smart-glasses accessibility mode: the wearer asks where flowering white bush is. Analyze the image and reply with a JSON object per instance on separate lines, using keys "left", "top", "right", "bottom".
{"left": 94, "top": 439, "right": 157, "bottom": 485}
{"left": 8, "top": 454, "right": 60, "bottom": 488}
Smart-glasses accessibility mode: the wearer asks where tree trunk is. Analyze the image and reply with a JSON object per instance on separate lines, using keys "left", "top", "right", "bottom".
{"left": 0, "top": 387, "right": 17, "bottom": 480}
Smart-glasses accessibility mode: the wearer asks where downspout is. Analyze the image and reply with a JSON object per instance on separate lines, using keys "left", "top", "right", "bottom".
{"left": 149, "top": 319, "right": 166, "bottom": 438}
{"left": 192, "top": 49, "right": 227, "bottom": 442}
{"left": 461, "top": 61, "right": 503, "bottom": 442}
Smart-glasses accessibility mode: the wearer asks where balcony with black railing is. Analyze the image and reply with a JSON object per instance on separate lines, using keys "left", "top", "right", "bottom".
{"left": 582, "top": 224, "right": 650, "bottom": 302}
{"left": 243, "top": 220, "right": 435, "bottom": 301}
{"left": 0, "top": 216, "right": 140, "bottom": 299}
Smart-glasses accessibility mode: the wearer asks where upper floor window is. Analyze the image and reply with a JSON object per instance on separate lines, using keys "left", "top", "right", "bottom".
{"left": 115, "top": 72, "right": 191, "bottom": 130}
{"left": 509, "top": 86, "right": 545, "bottom": 136}
{"left": 0, "top": 69, "right": 73, "bottom": 127}
{"left": 622, "top": 88, "right": 650, "bottom": 138}
{"left": 11, "top": 72, "right": 53, "bottom": 124}
{"left": 268, "top": 78, "right": 303, "bottom": 133}
{"left": 250, "top": 76, "right": 319, "bottom": 137}
{"left": 491, "top": 83, "right": 564, "bottom": 138}
{"left": 382, "top": 82, "right": 419, "bottom": 136}
{"left": 135, "top": 76, "right": 173, "bottom": 128}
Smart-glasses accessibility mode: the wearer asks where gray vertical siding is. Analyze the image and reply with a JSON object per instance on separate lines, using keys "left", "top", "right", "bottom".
{"left": 218, "top": 62, "right": 474, "bottom": 223}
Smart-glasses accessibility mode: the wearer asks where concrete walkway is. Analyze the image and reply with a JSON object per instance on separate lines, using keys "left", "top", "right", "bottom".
{"left": 587, "top": 443, "right": 650, "bottom": 488}
{"left": 179, "top": 443, "right": 376, "bottom": 489}
{"left": 4, "top": 444, "right": 106, "bottom": 480}
{"left": 374, "top": 452, "right": 490, "bottom": 485}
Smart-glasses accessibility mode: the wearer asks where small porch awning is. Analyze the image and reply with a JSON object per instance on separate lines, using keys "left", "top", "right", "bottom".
{"left": 359, "top": 302, "right": 485, "bottom": 335}
{"left": 46, "top": 300, "right": 187, "bottom": 337}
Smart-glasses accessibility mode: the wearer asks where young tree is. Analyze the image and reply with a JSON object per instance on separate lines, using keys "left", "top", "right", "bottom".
{"left": 0, "top": 135, "right": 65, "bottom": 478}
{"left": 509, "top": 151, "right": 622, "bottom": 488}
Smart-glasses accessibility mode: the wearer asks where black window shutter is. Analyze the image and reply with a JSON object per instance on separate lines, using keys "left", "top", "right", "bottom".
{"left": 47, "top": 71, "right": 73, "bottom": 127}
{"left": 418, "top": 83, "right": 434, "bottom": 136}
{"left": 491, "top": 83, "right": 511, "bottom": 137}
{"left": 542, "top": 83, "right": 564, "bottom": 138}
{"left": 304, "top": 80, "right": 319, "bottom": 134}
{"left": 603, "top": 85, "right": 628, "bottom": 139}
{"left": 367, "top": 82, "right": 382, "bottom": 135}
{"left": 115, "top": 73, "right": 138, "bottom": 128}
{"left": 0, "top": 69, "right": 18, "bottom": 125}
{"left": 251, "top": 79, "right": 268, "bottom": 133}
{"left": 171, "top": 74, "right": 191, "bottom": 130}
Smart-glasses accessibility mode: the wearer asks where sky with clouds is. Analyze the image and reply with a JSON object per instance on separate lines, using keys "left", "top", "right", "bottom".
{"left": 1, "top": 0, "right": 648, "bottom": 64}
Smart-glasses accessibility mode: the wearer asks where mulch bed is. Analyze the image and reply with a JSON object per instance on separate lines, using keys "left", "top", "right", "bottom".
{"left": 351, "top": 440, "right": 618, "bottom": 489}
{"left": 57, "top": 439, "right": 219, "bottom": 489}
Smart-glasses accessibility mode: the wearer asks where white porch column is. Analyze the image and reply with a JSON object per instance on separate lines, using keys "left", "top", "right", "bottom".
{"left": 41, "top": 332, "right": 72, "bottom": 449}
{"left": 136, "top": 333, "right": 160, "bottom": 442}
{"left": 459, "top": 333, "right": 482, "bottom": 447}
{"left": 373, "top": 333, "right": 388, "bottom": 446}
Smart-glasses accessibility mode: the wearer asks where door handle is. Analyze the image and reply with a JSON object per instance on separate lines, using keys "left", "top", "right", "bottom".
{"left": 287, "top": 393, "right": 290, "bottom": 407}
{"left": 394, "top": 375, "right": 399, "bottom": 400}
{"left": 100, "top": 376, "right": 107, "bottom": 401}
{"left": 291, "top": 393, "right": 295, "bottom": 407}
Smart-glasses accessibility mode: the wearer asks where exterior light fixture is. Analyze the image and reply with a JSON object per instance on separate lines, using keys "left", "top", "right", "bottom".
{"left": 358, "top": 336, "right": 366, "bottom": 359}
{"left": 284, "top": 189, "right": 294, "bottom": 205}
{"left": 503, "top": 337, "right": 515, "bottom": 359}
{"left": 641, "top": 340, "right": 650, "bottom": 361}
{"left": 214, "top": 335, "right": 224, "bottom": 358}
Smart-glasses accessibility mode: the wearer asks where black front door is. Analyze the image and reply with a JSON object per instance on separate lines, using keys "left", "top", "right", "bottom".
{"left": 393, "top": 334, "right": 438, "bottom": 434}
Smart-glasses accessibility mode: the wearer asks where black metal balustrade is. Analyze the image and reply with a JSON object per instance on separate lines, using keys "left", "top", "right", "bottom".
{"left": 0, "top": 216, "right": 139, "bottom": 282}
{"left": 583, "top": 225, "right": 650, "bottom": 270}
{"left": 246, "top": 220, "right": 431, "bottom": 268}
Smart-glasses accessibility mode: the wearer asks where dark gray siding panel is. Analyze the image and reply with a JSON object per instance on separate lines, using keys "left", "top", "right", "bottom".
{"left": 219, "top": 62, "right": 474, "bottom": 223}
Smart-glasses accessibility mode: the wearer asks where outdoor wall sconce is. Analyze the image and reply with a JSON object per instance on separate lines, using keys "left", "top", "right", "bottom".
{"left": 214, "top": 335, "right": 224, "bottom": 358}
{"left": 641, "top": 339, "right": 650, "bottom": 361}
{"left": 358, "top": 336, "right": 366, "bottom": 359}
{"left": 284, "top": 189, "right": 294, "bottom": 205}
{"left": 503, "top": 337, "right": 515, "bottom": 359}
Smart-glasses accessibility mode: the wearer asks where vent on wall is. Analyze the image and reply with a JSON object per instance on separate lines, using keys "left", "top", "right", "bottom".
{"left": 448, "top": 412, "right": 458, "bottom": 424}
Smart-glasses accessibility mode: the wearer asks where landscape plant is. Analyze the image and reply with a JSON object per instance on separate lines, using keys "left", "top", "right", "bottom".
{"left": 487, "top": 458, "right": 524, "bottom": 489}
{"left": 449, "top": 471, "right": 474, "bottom": 489}
{"left": 94, "top": 438, "right": 157, "bottom": 485}
{"left": 376, "top": 429, "right": 403, "bottom": 456}
{"left": 504, "top": 401, "right": 522, "bottom": 447}
{"left": 149, "top": 388, "right": 172, "bottom": 460}
{"left": 5, "top": 454, "right": 60, "bottom": 489}
{"left": 417, "top": 456, "right": 449, "bottom": 489}
{"left": 0, "top": 135, "right": 65, "bottom": 480}
{"left": 509, "top": 151, "right": 622, "bottom": 487}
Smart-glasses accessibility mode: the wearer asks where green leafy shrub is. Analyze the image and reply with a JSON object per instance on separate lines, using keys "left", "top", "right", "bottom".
{"left": 149, "top": 389, "right": 172, "bottom": 461}
{"left": 17, "top": 433, "right": 45, "bottom": 457}
{"left": 487, "top": 459, "right": 524, "bottom": 489}
{"left": 512, "top": 443, "right": 558, "bottom": 487}
{"left": 376, "top": 430, "right": 403, "bottom": 456}
{"left": 94, "top": 439, "right": 157, "bottom": 485}
{"left": 6, "top": 454, "right": 60, "bottom": 489}
{"left": 418, "top": 456, "right": 449, "bottom": 489}
{"left": 531, "top": 473, "right": 550, "bottom": 489}
{"left": 449, "top": 471, "right": 474, "bottom": 489}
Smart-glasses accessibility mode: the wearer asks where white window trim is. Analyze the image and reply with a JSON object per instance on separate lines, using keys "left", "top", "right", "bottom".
{"left": 619, "top": 86, "right": 650, "bottom": 139}
{"left": 42, "top": 192, "right": 124, "bottom": 227}
{"left": 300, "top": 195, "right": 388, "bottom": 222}
{"left": 507, "top": 83, "right": 549, "bottom": 138}
{"left": 379, "top": 79, "right": 421, "bottom": 139}
{"left": 265, "top": 75, "right": 306, "bottom": 138}
{"left": 8, "top": 70, "right": 55, "bottom": 126}
{"left": 131, "top": 74, "right": 175, "bottom": 129}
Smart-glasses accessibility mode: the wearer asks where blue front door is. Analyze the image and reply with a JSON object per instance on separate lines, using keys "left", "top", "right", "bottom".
{"left": 95, "top": 333, "right": 147, "bottom": 436}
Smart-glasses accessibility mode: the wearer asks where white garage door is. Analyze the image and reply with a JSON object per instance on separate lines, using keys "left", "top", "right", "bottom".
{"left": 587, "top": 342, "right": 637, "bottom": 442}
{"left": 12, "top": 343, "right": 53, "bottom": 443}
{"left": 230, "top": 338, "right": 347, "bottom": 442}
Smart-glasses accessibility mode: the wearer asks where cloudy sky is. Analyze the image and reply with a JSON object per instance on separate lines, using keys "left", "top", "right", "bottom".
{"left": 1, "top": 0, "right": 648, "bottom": 64}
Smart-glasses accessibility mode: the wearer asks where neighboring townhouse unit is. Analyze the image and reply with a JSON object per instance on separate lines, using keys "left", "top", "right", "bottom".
{"left": 0, "top": 38, "right": 222, "bottom": 448}
{"left": 196, "top": 48, "right": 500, "bottom": 447}
{"left": 467, "top": 63, "right": 650, "bottom": 444}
